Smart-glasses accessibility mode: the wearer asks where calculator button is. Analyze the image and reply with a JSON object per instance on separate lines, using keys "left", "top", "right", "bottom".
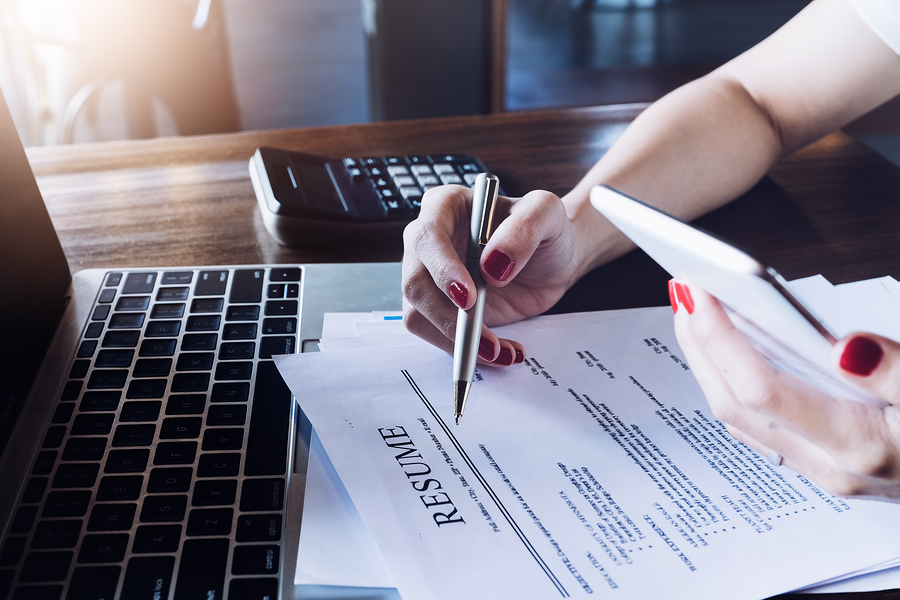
{"left": 393, "top": 175, "right": 415, "bottom": 187}
{"left": 406, "top": 155, "right": 430, "bottom": 164}
{"left": 346, "top": 166, "right": 363, "bottom": 181}
{"left": 417, "top": 174, "right": 440, "bottom": 186}
{"left": 387, "top": 165, "right": 409, "bottom": 176}
{"left": 375, "top": 187, "right": 397, "bottom": 201}
{"left": 383, "top": 156, "right": 404, "bottom": 165}
{"left": 440, "top": 174, "right": 463, "bottom": 185}
{"left": 464, "top": 173, "right": 479, "bottom": 186}
{"left": 358, "top": 157, "right": 382, "bottom": 167}
{"left": 459, "top": 162, "right": 481, "bottom": 172}
{"left": 410, "top": 165, "right": 433, "bottom": 176}
{"left": 372, "top": 177, "right": 390, "bottom": 188}
{"left": 399, "top": 186, "right": 423, "bottom": 199}
{"left": 365, "top": 166, "right": 384, "bottom": 177}
{"left": 342, "top": 158, "right": 357, "bottom": 168}
{"left": 432, "top": 163, "right": 455, "bottom": 174}
{"left": 431, "top": 154, "right": 467, "bottom": 163}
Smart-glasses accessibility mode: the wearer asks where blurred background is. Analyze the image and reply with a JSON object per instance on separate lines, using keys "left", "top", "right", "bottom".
{"left": 1, "top": 0, "right": 898, "bottom": 163}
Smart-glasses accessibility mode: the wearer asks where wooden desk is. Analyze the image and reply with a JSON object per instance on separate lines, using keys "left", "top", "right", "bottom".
{"left": 26, "top": 106, "right": 900, "bottom": 600}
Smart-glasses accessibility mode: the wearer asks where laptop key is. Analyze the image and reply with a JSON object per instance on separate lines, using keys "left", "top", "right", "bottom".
{"left": 202, "top": 428, "right": 243, "bottom": 451}
{"left": 122, "top": 272, "right": 157, "bottom": 294}
{"left": 71, "top": 359, "right": 92, "bottom": 379}
{"left": 101, "top": 331, "right": 139, "bottom": 348}
{"left": 207, "top": 405, "right": 247, "bottom": 426}
{"left": 259, "top": 336, "right": 295, "bottom": 358}
{"left": 231, "top": 545, "right": 279, "bottom": 575}
{"left": 32, "top": 451, "right": 58, "bottom": 474}
{"left": 120, "top": 401, "right": 161, "bottom": 422}
{"left": 239, "top": 479, "right": 284, "bottom": 512}
{"left": 211, "top": 382, "right": 250, "bottom": 402}
{"left": 170, "top": 373, "right": 210, "bottom": 392}
{"left": 108, "top": 312, "right": 144, "bottom": 329}
{"left": 192, "top": 480, "right": 237, "bottom": 506}
{"left": 91, "top": 305, "right": 110, "bottom": 321}
{"left": 195, "top": 270, "right": 228, "bottom": 296}
{"left": 187, "top": 508, "right": 233, "bottom": 536}
{"left": 95, "top": 349, "right": 134, "bottom": 368}
{"left": 42, "top": 427, "right": 66, "bottom": 449}
{"left": 197, "top": 453, "right": 241, "bottom": 477}
{"left": 262, "top": 317, "right": 296, "bottom": 334}
{"left": 145, "top": 320, "right": 181, "bottom": 337}
{"left": 97, "top": 476, "right": 143, "bottom": 501}
{"left": 244, "top": 361, "right": 290, "bottom": 476}
{"left": 61, "top": 438, "right": 106, "bottom": 461}
{"left": 1, "top": 537, "right": 24, "bottom": 566}
{"left": 225, "top": 305, "right": 259, "bottom": 321}
{"left": 77, "top": 534, "right": 128, "bottom": 563}
{"left": 20, "top": 551, "right": 72, "bottom": 582}
{"left": 162, "top": 271, "right": 193, "bottom": 285}
{"left": 71, "top": 414, "right": 113, "bottom": 435}
{"left": 236, "top": 514, "right": 282, "bottom": 542}
{"left": 11, "top": 506, "right": 37, "bottom": 534}
{"left": 150, "top": 303, "right": 185, "bottom": 318}
{"left": 132, "top": 525, "right": 181, "bottom": 553}
{"left": 105, "top": 272, "right": 123, "bottom": 287}
{"left": 186, "top": 315, "right": 221, "bottom": 332}
{"left": 230, "top": 269, "right": 264, "bottom": 303}
{"left": 139, "top": 338, "right": 177, "bottom": 357}
{"left": 219, "top": 342, "right": 255, "bottom": 360}
{"left": 191, "top": 298, "right": 224, "bottom": 313}
{"left": 156, "top": 287, "right": 189, "bottom": 301}
{"left": 104, "top": 449, "right": 150, "bottom": 473}
{"left": 222, "top": 322, "right": 257, "bottom": 340}
{"left": 229, "top": 578, "right": 279, "bottom": 600}
{"left": 154, "top": 442, "right": 197, "bottom": 465}
{"left": 174, "top": 538, "right": 228, "bottom": 600}
{"left": 175, "top": 352, "right": 214, "bottom": 371}
{"left": 148, "top": 468, "right": 192, "bottom": 493}
{"left": 133, "top": 358, "right": 172, "bottom": 378}
{"left": 87, "top": 504, "right": 136, "bottom": 531}
{"left": 31, "top": 521, "right": 81, "bottom": 549}
{"left": 270, "top": 268, "right": 301, "bottom": 282}
{"left": 87, "top": 370, "right": 128, "bottom": 389}
{"left": 51, "top": 403, "right": 74, "bottom": 424}
{"left": 115, "top": 296, "right": 150, "bottom": 311}
{"left": 140, "top": 496, "right": 187, "bottom": 523}
{"left": 214, "top": 362, "right": 252, "bottom": 380}
{"left": 67, "top": 566, "right": 121, "bottom": 599}
{"left": 160, "top": 417, "right": 202, "bottom": 439}
{"left": 79, "top": 391, "right": 121, "bottom": 412}
{"left": 77, "top": 340, "right": 97, "bottom": 358}
{"left": 264, "top": 300, "right": 298, "bottom": 316}
{"left": 165, "top": 394, "right": 206, "bottom": 415}
{"left": 60, "top": 381, "right": 82, "bottom": 401}
{"left": 113, "top": 424, "right": 155, "bottom": 446}
{"left": 121, "top": 556, "right": 175, "bottom": 599}
{"left": 181, "top": 334, "right": 217, "bottom": 351}
{"left": 85, "top": 322, "right": 104, "bottom": 339}
{"left": 125, "top": 379, "right": 167, "bottom": 399}
{"left": 21, "top": 478, "right": 47, "bottom": 502}
{"left": 52, "top": 465, "right": 98, "bottom": 488}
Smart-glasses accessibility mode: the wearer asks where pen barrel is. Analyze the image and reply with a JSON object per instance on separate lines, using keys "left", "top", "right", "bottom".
{"left": 452, "top": 257, "right": 487, "bottom": 383}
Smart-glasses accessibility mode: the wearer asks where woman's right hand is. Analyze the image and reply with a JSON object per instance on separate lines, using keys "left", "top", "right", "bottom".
{"left": 401, "top": 184, "right": 582, "bottom": 366}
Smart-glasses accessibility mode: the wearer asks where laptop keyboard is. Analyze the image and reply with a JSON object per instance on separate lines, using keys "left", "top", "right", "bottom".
{"left": 1, "top": 267, "right": 301, "bottom": 600}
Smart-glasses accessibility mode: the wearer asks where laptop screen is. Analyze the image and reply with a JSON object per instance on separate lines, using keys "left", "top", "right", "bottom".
{"left": 0, "top": 90, "right": 72, "bottom": 458}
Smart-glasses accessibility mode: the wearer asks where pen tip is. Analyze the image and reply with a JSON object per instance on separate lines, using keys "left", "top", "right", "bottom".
{"left": 455, "top": 414, "right": 460, "bottom": 425}
{"left": 453, "top": 380, "right": 470, "bottom": 424}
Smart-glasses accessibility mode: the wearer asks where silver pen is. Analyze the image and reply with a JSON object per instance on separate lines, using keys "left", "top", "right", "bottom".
{"left": 453, "top": 172, "right": 499, "bottom": 424}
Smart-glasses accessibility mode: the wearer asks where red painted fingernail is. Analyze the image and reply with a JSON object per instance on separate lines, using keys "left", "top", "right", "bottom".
{"left": 448, "top": 281, "right": 467, "bottom": 309}
{"left": 496, "top": 347, "right": 514, "bottom": 366}
{"left": 840, "top": 336, "right": 883, "bottom": 376}
{"left": 668, "top": 279, "right": 678, "bottom": 314}
{"left": 483, "top": 249, "right": 514, "bottom": 282}
{"left": 675, "top": 282, "right": 694, "bottom": 315}
{"left": 514, "top": 349, "right": 525, "bottom": 364}
{"left": 478, "top": 337, "right": 496, "bottom": 361}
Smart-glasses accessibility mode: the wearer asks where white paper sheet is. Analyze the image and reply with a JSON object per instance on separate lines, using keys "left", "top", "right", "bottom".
{"left": 279, "top": 307, "right": 900, "bottom": 600}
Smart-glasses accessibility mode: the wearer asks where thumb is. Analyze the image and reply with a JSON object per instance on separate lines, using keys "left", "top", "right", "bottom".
{"left": 834, "top": 333, "right": 900, "bottom": 404}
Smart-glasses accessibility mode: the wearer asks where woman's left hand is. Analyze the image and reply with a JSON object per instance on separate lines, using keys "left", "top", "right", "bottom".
{"left": 670, "top": 280, "right": 900, "bottom": 502}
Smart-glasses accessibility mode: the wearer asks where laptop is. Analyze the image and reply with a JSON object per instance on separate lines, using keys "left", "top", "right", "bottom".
{"left": 0, "top": 87, "right": 401, "bottom": 600}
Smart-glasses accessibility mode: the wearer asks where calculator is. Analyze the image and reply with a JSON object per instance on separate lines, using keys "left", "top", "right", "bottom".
{"left": 249, "top": 147, "right": 498, "bottom": 246}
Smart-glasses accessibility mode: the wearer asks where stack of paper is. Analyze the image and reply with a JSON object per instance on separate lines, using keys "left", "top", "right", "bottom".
{"left": 281, "top": 275, "right": 900, "bottom": 599}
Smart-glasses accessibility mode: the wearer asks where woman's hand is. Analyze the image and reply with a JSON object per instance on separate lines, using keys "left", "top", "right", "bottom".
{"left": 671, "top": 280, "right": 900, "bottom": 502}
{"left": 401, "top": 184, "right": 581, "bottom": 366}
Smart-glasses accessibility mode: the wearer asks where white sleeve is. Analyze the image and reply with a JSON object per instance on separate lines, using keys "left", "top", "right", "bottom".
{"left": 851, "top": 0, "right": 900, "bottom": 55}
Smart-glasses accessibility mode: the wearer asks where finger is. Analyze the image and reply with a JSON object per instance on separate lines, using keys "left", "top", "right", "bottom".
{"left": 403, "top": 185, "right": 477, "bottom": 310}
{"left": 480, "top": 190, "right": 572, "bottom": 287}
{"left": 834, "top": 333, "right": 900, "bottom": 404}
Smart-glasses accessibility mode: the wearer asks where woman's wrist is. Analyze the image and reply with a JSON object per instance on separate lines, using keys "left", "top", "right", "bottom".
{"left": 560, "top": 186, "right": 633, "bottom": 288}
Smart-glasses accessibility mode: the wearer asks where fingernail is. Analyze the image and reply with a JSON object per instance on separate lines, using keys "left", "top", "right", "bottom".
{"left": 496, "top": 347, "right": 514, "bottom": 366}
{"left": 675, "top": 282, "right": 694, "bottom": 315}
{"left": 514, "top": 349, "right": 525, "bottom": 364}
{"left": 840, "top": 336, "right": 884, "bottom": 376}
{"left": 668, "top": 279, "right": 678, "bottom": 314}
{"left": 478, "top": 337, "right": 496, "bottom": 361}
{"left": 483, "top": 249, "right": 514, "bottom": 282}
{"left": 448, "top": 281, "right": 467, "bottom": 309}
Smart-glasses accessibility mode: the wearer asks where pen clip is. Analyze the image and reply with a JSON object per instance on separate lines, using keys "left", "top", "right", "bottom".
{"left": 474, "top": 173, "right": 500, "bottom": 248}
